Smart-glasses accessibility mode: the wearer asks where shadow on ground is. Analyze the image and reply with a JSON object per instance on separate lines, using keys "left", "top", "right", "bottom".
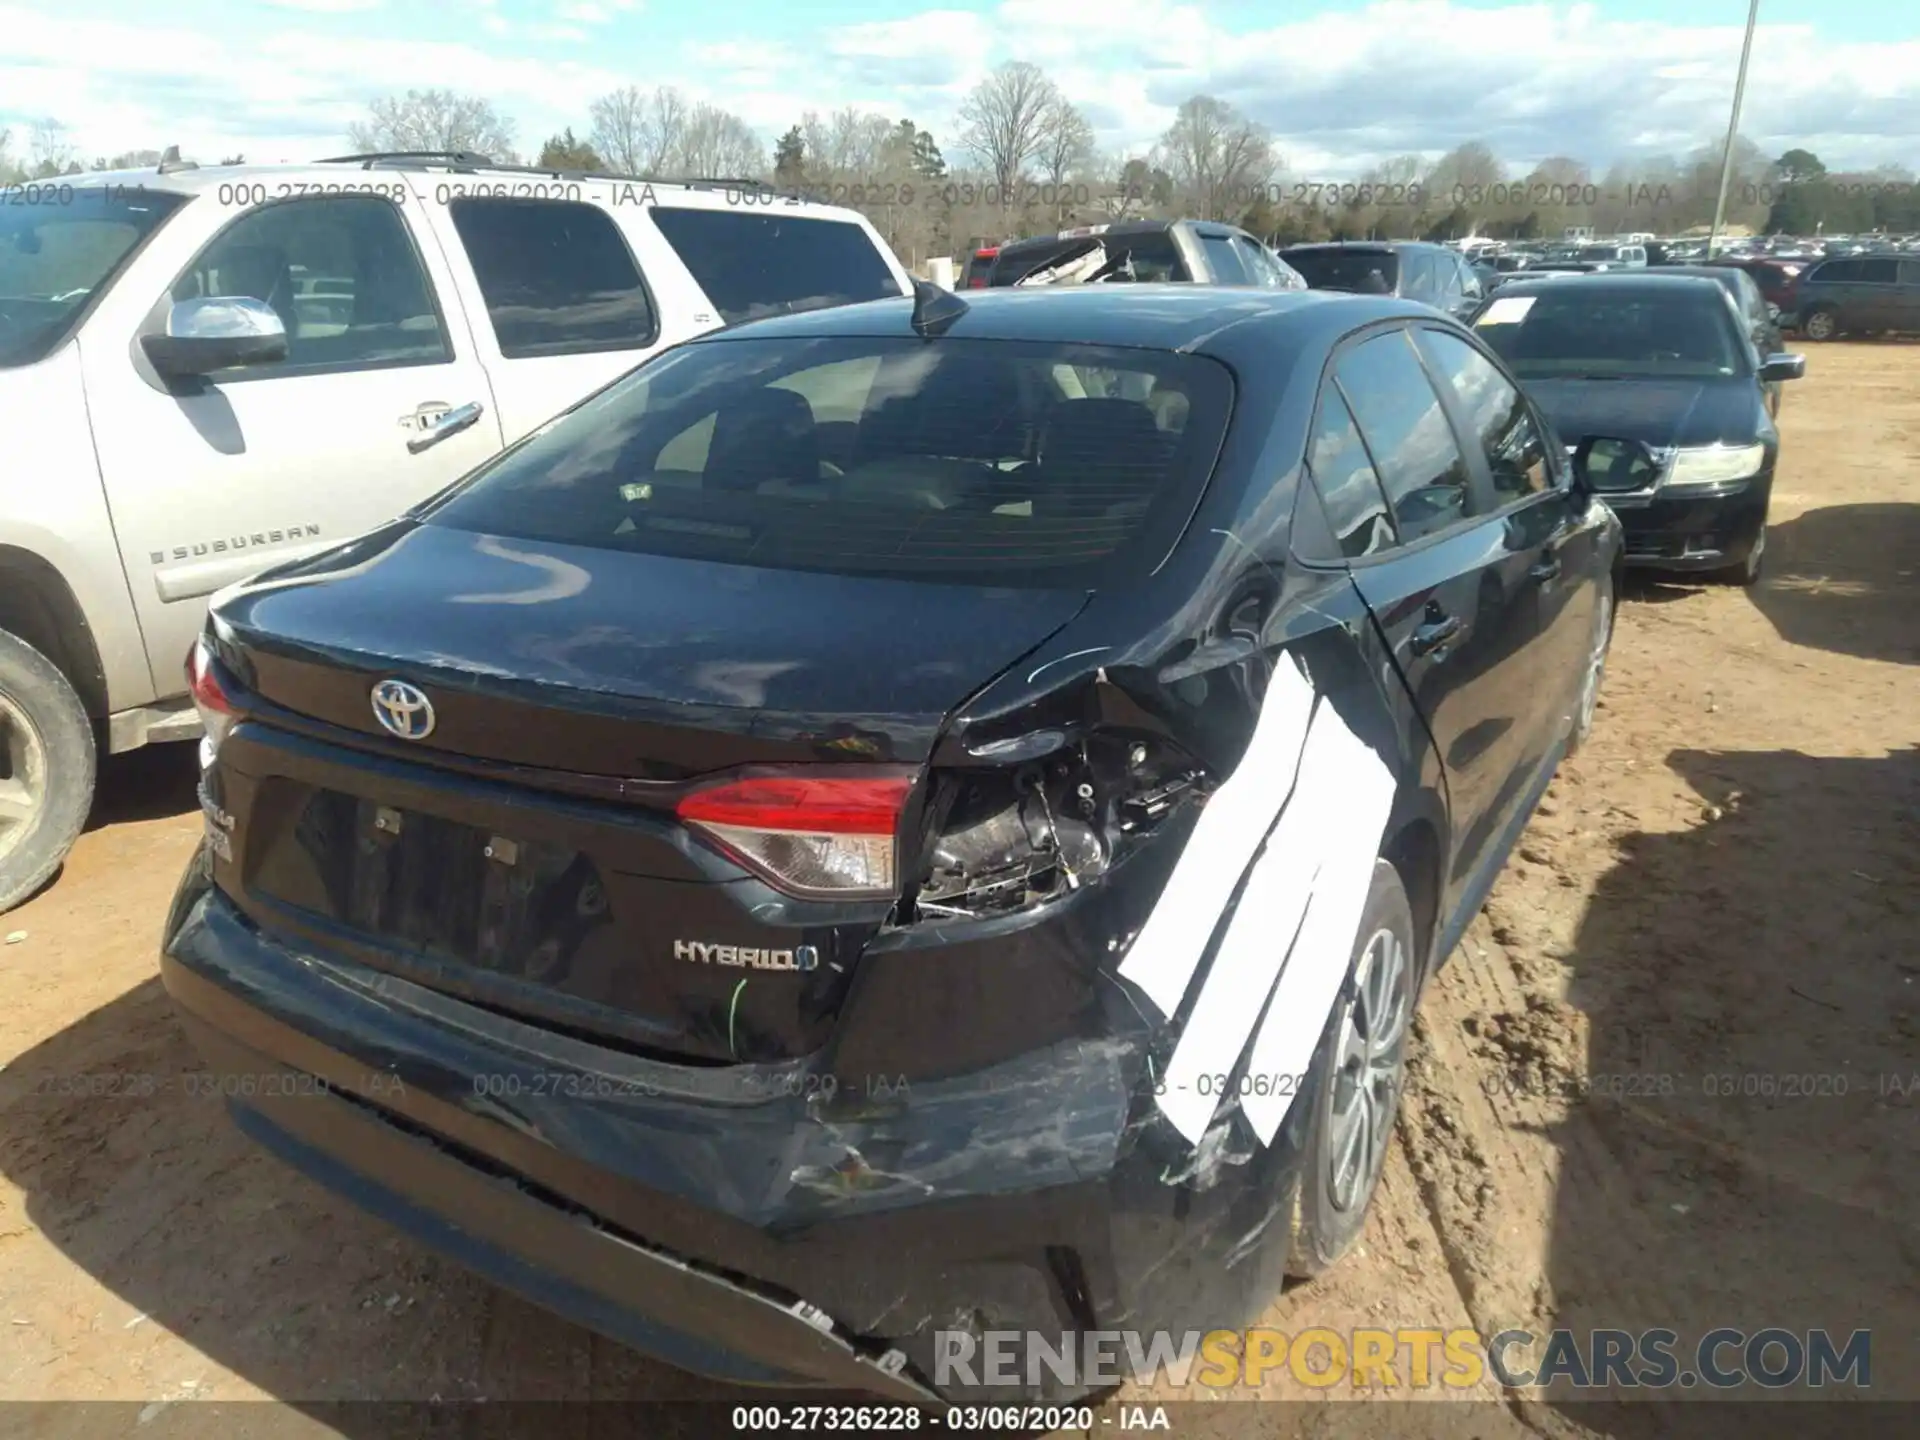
{"left": 1747, "top": 504, "right": 1920, "bottom": 665}
{"left": 1533, "top": 744, "right": 1920, "bottom": 1432}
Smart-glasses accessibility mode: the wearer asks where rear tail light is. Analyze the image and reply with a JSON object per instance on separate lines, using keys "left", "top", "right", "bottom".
{"left": 186, "top": 637, "right": 238, "bottom": 765}
{"left": 676, "top": 772, "right": 914, "bottom": 899}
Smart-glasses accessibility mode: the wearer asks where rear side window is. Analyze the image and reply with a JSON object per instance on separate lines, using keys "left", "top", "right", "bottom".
{"left": 1859, "top": 258, "right": 1899, "bottom": 285}
{"left": 1302, "top": 388, "right": 1395, "bottom": 559}
{"left": 448, "top": 198, "right": 656, "bottom": 358}
{"left": 1415, "top": 330, "right": 1551, "bottom": 502}
{"left": 1810, "top": 259, "right": 1859, "bottom": 284}
{"left": 428, "top": 336, "right": 1233, "bottom": 589}
{"left": 649, "top": 209, "right": 901, "bottom": 324}
{"left": 1333, "top": 329, "right": 1476, "bottom": 543}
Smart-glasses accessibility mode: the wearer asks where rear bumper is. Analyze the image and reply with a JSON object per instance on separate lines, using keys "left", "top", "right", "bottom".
{"left": 161, "top": 858, "right": 1311, "bottom": 1403}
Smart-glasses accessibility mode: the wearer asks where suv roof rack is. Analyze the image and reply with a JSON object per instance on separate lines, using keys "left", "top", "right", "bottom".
{"left": 313, "top": 152, "right": 792, "bottom": 198}
{"left": 318, "top": 150, "right": 498, "bottom": 170}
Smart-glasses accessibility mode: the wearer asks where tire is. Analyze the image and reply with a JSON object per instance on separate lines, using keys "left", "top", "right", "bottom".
{"left": 1566, "top": 575, "right": 1613, "bottom": 755}
{"left": 1709, "top": 525, "right": 1766, "bottom": 587}
{"left": 1800, "top": 307, "right": 1838, "bottom": 341}
{"left": 1286, "top": 859, "right": 1417, "bottom": 1280}
{"left": 0, "top": 629, "right": 96, "bottom": 913}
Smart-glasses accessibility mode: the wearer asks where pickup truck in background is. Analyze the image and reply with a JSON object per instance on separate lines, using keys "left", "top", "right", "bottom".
{"left": 0, "top": 153, "right": 912, "bottom": 910}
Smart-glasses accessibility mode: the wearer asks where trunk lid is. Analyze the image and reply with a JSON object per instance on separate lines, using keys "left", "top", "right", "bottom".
{"left": 208, "top": 520, "right": 1089, "bottom": 1064}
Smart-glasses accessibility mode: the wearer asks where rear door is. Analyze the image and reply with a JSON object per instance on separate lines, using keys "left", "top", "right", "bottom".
{"left": 418, "top": 193, "right": 683, "bottom": 443}
{"left": 81, "top": 191, "right": 506, "bottom": 695}
{"left": 1411, "top": 323, "right": 1597, "bottom": 780}
{"left": 1900, "top": 260, "right": 1920, "bottom": 331}
{"left": 1853, "top": 258, "right": 1902, "bottom": 328}
{"left": 1309, "top": 324, "right": 1543, "bottom": 914}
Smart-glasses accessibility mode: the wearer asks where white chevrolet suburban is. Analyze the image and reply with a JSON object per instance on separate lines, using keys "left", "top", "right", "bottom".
{"left": 0, "top": 152, "right": 912, "bottom": 909}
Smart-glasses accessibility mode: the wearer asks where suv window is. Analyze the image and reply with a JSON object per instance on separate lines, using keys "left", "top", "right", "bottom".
{"left": 1233, "top": 236, "right": 1279, "bottom": 286}
{"left": 1303, "top": 387, "right": 1395, "bottom": 559}
{"left": 1415, "top": 330, "right": 1551, "bottom": 502}
{"left": 171, "top": 195, "right": 448, "bottom": 377}
{"left": 1902, "top": 260, "right": 1920, "bottom": 288}
{"left": 1, "top": 188, "right": 186, "bottom": 370}
{"left": 1811, "top": 259, "right": 1860, "bottom": 284}
{"left": 1406, "top": 250, "right": 1442, "bottom": 301}
{"left": 429, "top": 336, "right": 1233, "bottom": 589}
{"left": 650, "top": 209, "right": 902, "bottom": 324}
{"left": 1333, "top": 328, "right": 1476, "bottom": 543}
{"left": 448, "top": 198, "right": 655, "bottom": 358}
{"left": 1859, "top": 258, "right": 1900, "bottom": 285}
{"left": 1199, "top": 233, "right": 1251, "bottom": 284}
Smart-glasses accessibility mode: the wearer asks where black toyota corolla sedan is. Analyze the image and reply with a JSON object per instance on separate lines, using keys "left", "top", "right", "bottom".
{"left": 1470, "top": 273, "right": 1804, "bottom": 585}
{"left": 163, "top": 284, "right": 1620, "bottom": 1405}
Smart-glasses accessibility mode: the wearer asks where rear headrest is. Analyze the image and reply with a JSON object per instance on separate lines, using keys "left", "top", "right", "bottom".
{"left": 1035, "top": 398, "right": 1168, "bottom": 517}
{"left": 705, "top": 387, "right": 819, "bottom": 492}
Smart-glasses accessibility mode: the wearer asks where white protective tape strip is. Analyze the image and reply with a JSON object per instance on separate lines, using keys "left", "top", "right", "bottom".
{"left": 1151, "top": 695, "right": 1365, "bottom": 1143}
{"left": 1115, "top": 660, "right": 1317, "bottom": 1020}
{"left": 1238, "top": 713, "right": 1396, "bottom": 1145}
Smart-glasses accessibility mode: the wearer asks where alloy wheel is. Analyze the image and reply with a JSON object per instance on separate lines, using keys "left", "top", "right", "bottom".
{"left": 0, "top": 692, "right": 47, "bottom": 868}
{"left": 1326, "top": 925, "right": 1414, "bottom": 1213}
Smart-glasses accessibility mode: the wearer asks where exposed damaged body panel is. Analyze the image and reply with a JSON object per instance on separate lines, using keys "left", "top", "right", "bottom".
{"left": 161, "top": 284, "right": 1620, "bottom": 1404}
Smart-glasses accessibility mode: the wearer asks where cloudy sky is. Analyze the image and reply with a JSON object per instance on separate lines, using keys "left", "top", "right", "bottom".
{"left": 2, "top": 0, "right": 1914, "bottom": 176}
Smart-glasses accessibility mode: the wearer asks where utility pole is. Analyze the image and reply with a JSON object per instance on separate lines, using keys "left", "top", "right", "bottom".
{"left": 1706, "top": 0, "right": 1762, "bottom": 256}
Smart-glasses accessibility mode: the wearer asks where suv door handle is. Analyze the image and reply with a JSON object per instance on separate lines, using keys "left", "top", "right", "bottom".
{"left": 1529, "top": 553, "right": 1562, "bottom": 583}
{"left": 403, "top": 400, "right": 485, "bottom": 454}
{"left": 1410, "top": 612, "right": 1464, "bottom": 657}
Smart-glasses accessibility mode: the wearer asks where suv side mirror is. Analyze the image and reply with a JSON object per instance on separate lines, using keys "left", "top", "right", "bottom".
{"left": 1759, "top": 353, "right": 1805, "bottom": 382}
{"left": 1572, "top": 435, "right": 1663, "bottom": 495}
{"left": 141, "top": 296, "right": 288, "bottom": 378}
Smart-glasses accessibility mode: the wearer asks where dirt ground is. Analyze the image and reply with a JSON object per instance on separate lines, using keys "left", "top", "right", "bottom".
{"left": 0, "top": 343, "right": 1914, "bottom": 1439}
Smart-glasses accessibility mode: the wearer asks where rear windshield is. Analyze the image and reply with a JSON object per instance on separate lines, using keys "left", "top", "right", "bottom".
{"left": 1282, "top": 249, "right": 1399, "bottom": 293}
{"left": 0, "top": 185, "right": 186, "bottom": 369}
{"left": 427, "top": 335, "right": 1234, "bottom": 589}
{"left": 1472, "top": 286, "right": 1746, "bottom": 379}
{"left": 648, "top": 208, "right": 902, "bottom": 325}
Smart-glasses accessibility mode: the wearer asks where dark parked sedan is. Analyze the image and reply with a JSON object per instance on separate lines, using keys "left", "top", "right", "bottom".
{"left": 162, "top": 283, "right": 1619, "bottom": 1405}
{"left": 1472, "top": 274, "right": 1804, "bottom": 584}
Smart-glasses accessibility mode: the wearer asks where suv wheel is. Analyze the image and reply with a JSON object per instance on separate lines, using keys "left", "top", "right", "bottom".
{"left": 1800, "top": 306, "right": 1838, "bottom": 341}
{"left": 1286, "top": 860, "right": 1417, "bottom": 1279}
{"left": 0, "top": 630, "right": 96, "bottom": 913}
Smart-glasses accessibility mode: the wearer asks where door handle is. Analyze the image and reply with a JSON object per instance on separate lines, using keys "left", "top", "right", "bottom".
{"left": 1529, "top": 553, "right": 1562, "bottom": 583}
{"left": 404, "top": 400, "right": 485, "bottom": 454}
{"left": 1410, "top": 612, "right": 1463, "bottom": 657}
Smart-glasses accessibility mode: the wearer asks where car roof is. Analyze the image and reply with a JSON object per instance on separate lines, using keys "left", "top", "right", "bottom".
{"left": 46, "top": 159, "right": 869, "bottom": 222}
{"left": 690, "top": 284, "right": 1428, "bottom": 355}
{"left": 1281, "top": 241, "right": 1425, "bottom": 253}
{"left": 1490, "top": 272, "right": 1730, "bottom": 297}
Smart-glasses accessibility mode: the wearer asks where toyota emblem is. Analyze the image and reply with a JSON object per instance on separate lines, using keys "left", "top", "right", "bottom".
{"left": 371, "top": 679, "right": 435, "bottom": 740}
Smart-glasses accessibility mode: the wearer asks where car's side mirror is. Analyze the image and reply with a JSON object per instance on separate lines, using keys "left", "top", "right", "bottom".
{"left": 141, "top": 296, "right": 288, "bottom": 378}
{"left": 1572, "top": 435, "right": 1664, "bottom": 495}
{"left": 1759, "top": 353, "right": 1806, "bottom": 382}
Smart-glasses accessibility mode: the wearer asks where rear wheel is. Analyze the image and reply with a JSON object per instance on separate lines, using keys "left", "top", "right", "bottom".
{"left": 1287, "top": 860, "right": 1417, "bottom": 1279}
{"left": 1800, "top": 307, "right": 1838, "bottom": 341}
{"left": 1567, "top": 577, "right": 1613, "bottom": 753}
{"left": 0, "top": 629, "right": 96, "bottom": 913}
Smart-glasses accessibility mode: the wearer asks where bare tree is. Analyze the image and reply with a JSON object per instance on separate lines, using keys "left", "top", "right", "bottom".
{"left": 589, "top": 85, "right": 688, "bottom": 175}
{"left": 1035, "top": 96, "right": 1095, "bottom": 223}
{"left": 347, "top": 90, "right": 516, "bottom": 158}
{"left": 956, "top": 61, "right": 1059, "bottom": 209}
{"left": 0, "top": 130, "right": 20, "bottom": 185}
{"left": 28, "top": 119, "right": 76, "bottom": 178}
{"left": 676, "top": 104, "right": 764, "bottom": 179}
{"left": 1156, "top": 95, "right": 1275, "bottom": 221}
